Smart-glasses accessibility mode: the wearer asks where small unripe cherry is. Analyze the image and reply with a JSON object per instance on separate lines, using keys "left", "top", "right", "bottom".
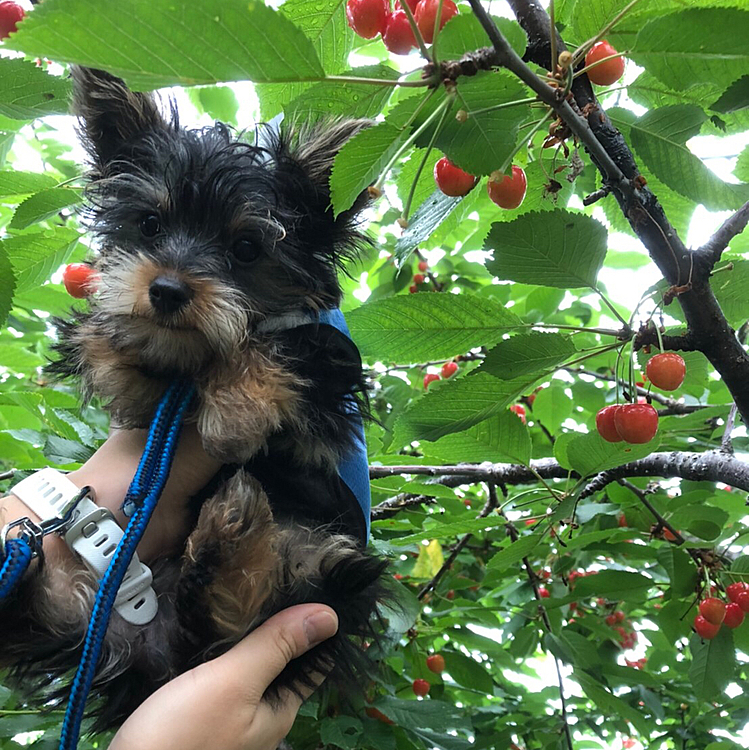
{"left": 412, "top": 678, "right": 430, "bottom": 697}
{"left": 441, "top": 361, "right": 458, "bottom": 378}
{"left": 693, "top": 614, "right": 721, "bottom": 640}
{"left": 698, "top": 597, "right": 726, "bottom": 626}
{"left": 423, "top": 373, "right": 440, "bottom": 389}
{"left": 723, "top": 602, "right": 745, "bottom": 629}
{"left": 426, "top": 654, "right": 445, "bottom": 673}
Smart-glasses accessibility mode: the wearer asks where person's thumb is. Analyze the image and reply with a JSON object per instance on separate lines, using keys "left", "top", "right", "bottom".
{"left": 214, "top": 604, "right": 339, "bottom": 702}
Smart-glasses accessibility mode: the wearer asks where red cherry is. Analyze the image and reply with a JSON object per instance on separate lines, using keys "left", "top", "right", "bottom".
{"left": 596, "top": 405, "right": 623, "bottom": 442}
{"left": 618, "top": 514, "right": 628, "bottom": 528}
{"left": 622, "top": 739, "right": 635, "bottom": 750}
{"left": 0, "top": 1, "right": 24, "bottom": 40}
{"left": 382, "top": 10, "right": 417, "bottom": 54}
{"left": 413, "top": 273, "right": 425, "bottom": 284}
{"left": 487, "top": 166, "right": 527, "bottom": 210}
{"left": 426, "top": 654, "right": 445, "bottom": 673}
{"left": 446, "top": 589, "right": 455, "bottom": 600}
{"left": 463, "top": 498, "right": 472, "bottom": 508}
{"left": 613, "top": 403, "right": 658, "bottom": 444}
{"left": 423, "top": 373, "right": 440, "bottom": 389}
{"left": 605, "top": 614, "right": 617, "bottom": 626}
{"left": 441, "top": 361, "right": 458, "bottom": 378}
{"left": 646, "top": 353, "right": 686, "bottom": 391}
{"left": 539, "top": 586, "right": 550, "bottom": 598}
{"left": 412, "top": 678, "right": 430, "bottom": 697}
{"left": 409, "top": 284, "right": 418, "bottom": 293}
{"left": 727, "top": 582, "right": 749, "bottom": 603}
{"left": 724, "top": 602, "right": 745, "bottom": 629}
{"left": 62, "top": 263, "right": 99, "bottom": 298}
{"left": 663, "top": 528, "right": 678, "bottom": 542}
{"left": 510, "top": 403, "right": 526, "bottom": 424}
{"left": 365, "top": 706, "right": 394, "bottom": 725}
{"left": 698, "top": 597, "right": 726, "bottom": 626}
{"left": 433, "top": 156, "right": 476, "bottom": 197}
{"left": 736, "top": 591, "right": 749, "bottom": 613}
{"left": 584, "top": 40, "right": 625, "bottom": 86}
{"left": 414, "top": 0, "right": 457, "bottom": 43}
{"left": 418, "top": 260, "right": 428, "bottom": 272}
{"left": 393, "top": 573, "right": 404, "bottom": 580}
{"left": 346, "top": 0, "right": 389, "bottom": 39}
{"left": 693, "top": 614, "right": 721, "bottom": 640}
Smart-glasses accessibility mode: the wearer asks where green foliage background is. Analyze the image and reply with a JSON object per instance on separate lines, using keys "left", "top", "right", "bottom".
{"left": 1, "top": 0, "right": 749, "bottom": 748}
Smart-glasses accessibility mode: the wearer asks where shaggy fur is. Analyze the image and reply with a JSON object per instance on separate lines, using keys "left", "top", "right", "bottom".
{"left": 0, "top": 67, "right": 386, "bottom": 731}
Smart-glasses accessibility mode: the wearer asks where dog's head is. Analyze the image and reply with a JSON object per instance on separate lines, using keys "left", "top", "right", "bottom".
{"left": 71, "top": 67, "right": 370, "bottom": 375}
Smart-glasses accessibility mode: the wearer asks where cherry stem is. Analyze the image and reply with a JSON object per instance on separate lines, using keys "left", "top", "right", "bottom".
{"left": 593, "top": 286, "right": 631, "bottom": 330}
{"left": 499, "top": 110, "right": 554, "bottom": 175}
{"left": 573, "top": 51, "right": 630, "bottom": 80}
{"left": 399, "top": 0, "right": 432, "bottom": 62}
{"left": 325, "top": 74, "right": 431, "bottom": 88}
{"left": 465, "top": 96, "right": 538, "bottom": 118}
{"left": 572, "top": 0, "right": 642, "bottom": 66}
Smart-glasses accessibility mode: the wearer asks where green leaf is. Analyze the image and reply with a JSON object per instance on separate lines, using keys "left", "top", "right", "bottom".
{"left": 0, "top": 58, "right": 72, "bottom": 120}
{"left": 7, "top": 0, "right": 325, "bottom": 89}
{"left": 479, "top": 332, "right": 577, "bottom": 380}
{"left": 657, "top": 546, "right": 698, "bottom": 599}
{"left": 442, "top": 651, "right": 493, "bottom": 694}
{"left": 393, "top": 516, "right": 506, "bottom": 547}
{"left": 0, "top": 170, "right": 57, "bottom": 198}
{"left": 713, "top": 261, "right": 749, "bottom": 328}
{"left": 330, "top": 122, "right": 405, "bottom": 217}
{"left": 711, "top": 75, "right": 749, "bottom": 114}
{"left": 187, "top": 85, "right": 239, "bottom": 123}
{"left": 395, "top": 189, "right": 464, "bottom": 261}
{"left": 629, "top": 105, "right": 749, "bottom": 211}
{"left": 437, "top": 15, "right": 526, "bottom": 60}
{"left": 573, "top": 570, "right": 654, "bottom": 600}
{"left": 484, "top": 210, "right": 608, "bottom": 288}
{"left": 423, "top": 409, "right": 531, "bottom": 466}
{"left": 320, "top": 717, "right": 362, "bottom": 750}
{"left": 689, "top": 628, "right": 736, "bottom": 701}
{"left": 10, "top": 188, "right": 82, "bottom": 230}
{"left": 487, "top": 534, "right": 541, "bottom": 571}
{"left": 346, "top": 293, "right": 521, "bottom": 363}
{"left": 530, "top": 382, "right": 573, "bottom": 434}
{"left": 392, "top": 372, "right": 537, "bottom": 445}
{"left": 4, "top": 228, "right": 81, "bottom": 293}
{"left": 632, "top": 9, "right": 749, "bottom": 92}
{"left": 566, "top": 431, "right": 659, "bottom": 478}
{"left": 575, "top": 671, "right": 650, "bottom": 736}
{"left": 0, "top": 243, "right": 15, "bottom": 326}
{"left": 287, "top": 65, "right": 399, "bottom": 121}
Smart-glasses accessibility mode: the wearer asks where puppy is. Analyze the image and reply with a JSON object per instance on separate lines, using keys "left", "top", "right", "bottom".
{"left": 0, "top": 67, "right": 385, "bottom": 731}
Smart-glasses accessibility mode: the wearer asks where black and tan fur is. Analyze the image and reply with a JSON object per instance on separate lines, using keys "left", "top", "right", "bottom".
{"left": 0, "top": 67, "right": 386, "bottom": 731}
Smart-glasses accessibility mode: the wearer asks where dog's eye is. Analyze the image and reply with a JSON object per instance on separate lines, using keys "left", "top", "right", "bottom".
{"left": 140, "top": 214, "right": 161, "bottom": 238}
{"left": 230, "top": 238, "right": 261, "bottom": 266}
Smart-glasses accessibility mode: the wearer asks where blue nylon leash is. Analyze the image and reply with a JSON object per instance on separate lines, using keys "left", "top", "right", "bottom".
{"left": 317, "top": 308, "right": 371, "bottom": 541}
{"left": 0, "top": 538, "right": 34, "bottom": 601}
{"left": 59, "top": 380, "right": 195, "bottom": 750}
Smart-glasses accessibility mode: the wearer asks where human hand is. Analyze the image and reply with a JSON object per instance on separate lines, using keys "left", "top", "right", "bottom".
{"left": 108, "top": 604, "right": 339, "bottom": 750}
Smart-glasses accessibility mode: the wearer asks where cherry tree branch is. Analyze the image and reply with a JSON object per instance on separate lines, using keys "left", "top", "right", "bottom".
{"left": 698, "top": 200, "right": 749, "bottom": 267}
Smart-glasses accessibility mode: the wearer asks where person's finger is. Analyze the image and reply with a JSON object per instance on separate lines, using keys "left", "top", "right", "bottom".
{"left": 212, "top": 604, "right": 339, "bottom": 703}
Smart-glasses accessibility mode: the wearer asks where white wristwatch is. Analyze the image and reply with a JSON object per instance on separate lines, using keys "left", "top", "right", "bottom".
{"left": 10, "top": 469, "right": 158, "bottom": 625}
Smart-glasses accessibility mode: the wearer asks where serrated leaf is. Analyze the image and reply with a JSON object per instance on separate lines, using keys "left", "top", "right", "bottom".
{"left": 7, "top": 0, "right": 325, "bottom": 89}
{"left": 572, "top": 570, "right": 653, "bottom": 600}
{"left": 484, "top": 210, "right": 607, "bottom": 288}
{"left": 531, "top": 382, "right": 572, "bottom": 434}
{"left": 4, "top": 229, "right": 81, "bottom": 293}
{"left": 566, "top": 431, "right": 659, "bottom": 478}
{"left": 375, "top": 696, "right": 469, "bottom": 732}
{"left": 487, "top": 534, "right": 540, "bottom": 571}
{"left": 657, "top": 546, "right": 698, "bottom": 599}
{"left": 423, "top": 409, "right": 531, "bottom": 466}
{"left": 393, "top": 516, "right": 506, "bottom": 547}
{"left": 392, "top": 372, "right": 537, "bottom": 445}
{"left": 10, "top": 188, "right": 82, "bottom": 230}
{"left": 320, "top": 717, "right": 362, "bottom": 750}
{"left": 711, "top": 75, "right": 749, "bottom": 114}
{"left": 287, "top": 65, "right": 399, "bottom": 121}
{"left": 437, "top": 15, "right": 526, "bottom": 60}
{"left": 412, "top": 540, "right": 444, "bottom": 577}
{"left": 330, "top": 121, "right": 405, "bottom": 217}
{"left": 188, "top": 85, "right": 239, "bottom": 123}
{"left": 395, "top": 189, "right": 463, "bottom": 261}
{"left": 632, "top": 9, "right": 749, "bottom": 93}
{"left": 712, "top": 261, "right": 749, "bottom": 327}
{"left": 346, "top": 293, "right": 521, "bottom": 363}
{"left": 480, "top": 332, "right": 577, "bottom": 380}
{"left": 0, "top": 58, "right": 72, "bottom": 120}
{"left": 0, "top": 243, "right": 15, "bottom": 326}
{"left": 575, "top": 671, "right": 650, "bottom": 736}
{"left": 442, "top": 651, "right": 493, "bottom": 694}
{"left": 689, "top": 628, "right": 736, "bottom": 701}
{"left": 0, "top": 170, "right": 57, "bottom": 198}
{"left": 629, "top": 105, "right": 749, "bottom": 211}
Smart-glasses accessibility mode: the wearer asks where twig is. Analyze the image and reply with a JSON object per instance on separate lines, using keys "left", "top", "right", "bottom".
{"left": 698, "top": 200, "right": 749, "bottom": 268}
{"left": 721, "top": 404, "right": 738, "bottom": 455}
{"left": 417, "top": 483, "right": 499, "bottom": 598}
{"left": 615, "top": 479, "right": 685, "bottom": 545}
{"left": 582, "top": 186, "right": 610, "bottom": 206}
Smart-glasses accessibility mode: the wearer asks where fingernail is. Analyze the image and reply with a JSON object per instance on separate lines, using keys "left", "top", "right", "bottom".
{"left": 304, "top": 610, "right": 338, "bottom": 646}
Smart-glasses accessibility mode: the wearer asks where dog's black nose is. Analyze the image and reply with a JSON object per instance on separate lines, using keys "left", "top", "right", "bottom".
{"left": 149, "top": 276, "right": 193, "bottom": 315}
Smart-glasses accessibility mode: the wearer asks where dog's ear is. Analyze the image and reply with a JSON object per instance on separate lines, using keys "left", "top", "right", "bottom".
{"left": 70, "top": 67, "right": 169, "bottom": 167}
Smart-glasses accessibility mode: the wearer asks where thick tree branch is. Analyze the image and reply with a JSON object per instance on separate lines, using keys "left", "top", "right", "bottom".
{"left": 369, "top": 450, "right": 749, "bottom": 492}
{"left": 698, "top": 201, "right": 749, "bottom": 267}
{"left": 501, "top": 0, "right": 749, "bottom": 426}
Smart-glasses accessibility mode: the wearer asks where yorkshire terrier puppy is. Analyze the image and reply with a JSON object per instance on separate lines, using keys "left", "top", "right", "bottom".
{"left": 0, "top": 67, "right": 385, "bottom": 730}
